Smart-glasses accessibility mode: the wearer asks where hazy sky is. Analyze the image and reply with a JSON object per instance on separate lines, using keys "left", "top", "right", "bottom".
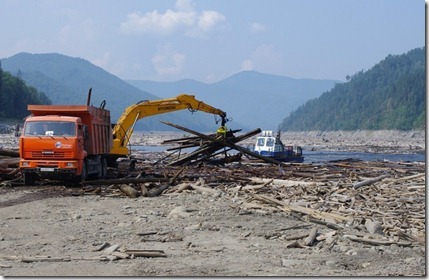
{"left": 0, "top": 0, "right": 425, "bottom": 83}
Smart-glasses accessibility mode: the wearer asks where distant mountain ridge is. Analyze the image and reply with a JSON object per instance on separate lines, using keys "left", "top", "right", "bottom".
{"left": 127, "top": 71, "right": 338, "bottom": 130}
{"left": 279, "top": 47, "right": 425, "bottom": 131}
{"left": 2, "top": 52, "right": 338, "bottom": 131}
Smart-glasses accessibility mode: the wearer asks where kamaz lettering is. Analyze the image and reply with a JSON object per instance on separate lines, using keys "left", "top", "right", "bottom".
{"left": 158, "top": 106, "right": 176, "bottom": 111}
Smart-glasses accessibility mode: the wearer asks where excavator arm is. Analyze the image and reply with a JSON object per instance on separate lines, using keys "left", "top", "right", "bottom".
{"left": 110, "top": 94, "right": 227, "bottom": 156}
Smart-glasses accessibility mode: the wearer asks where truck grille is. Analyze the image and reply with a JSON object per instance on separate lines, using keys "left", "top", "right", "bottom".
{"left": 29, "top": 151, "right": 73, "bottom": 158}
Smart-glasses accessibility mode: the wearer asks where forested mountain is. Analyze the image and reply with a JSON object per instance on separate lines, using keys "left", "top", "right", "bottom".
{"left": 128, "top": 71, "right": 338, "bottom": 130}
{"left": 279, "top": 47, "right": 425, "bottom": 131}
{"left": 0, "top": 63, "right": 51, "bottom": 120}
{"left": 1, "top": 53, "right": 223, "bottom": 131}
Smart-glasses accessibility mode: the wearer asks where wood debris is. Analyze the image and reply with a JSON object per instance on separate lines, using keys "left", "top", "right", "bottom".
{"left": 0, "top": 126, "right": 425, "bottom": 249}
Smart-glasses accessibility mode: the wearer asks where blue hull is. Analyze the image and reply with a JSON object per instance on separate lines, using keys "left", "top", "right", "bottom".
{"left": 257, "top": 151, "right": 304, "bottom": 163}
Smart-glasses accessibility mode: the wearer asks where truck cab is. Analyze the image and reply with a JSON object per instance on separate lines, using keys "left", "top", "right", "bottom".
{"left": 20, "top": 116, "right": 87, "bottom": 184}
{"left": 19, "top": 104, "right": 111, "bottom": 185}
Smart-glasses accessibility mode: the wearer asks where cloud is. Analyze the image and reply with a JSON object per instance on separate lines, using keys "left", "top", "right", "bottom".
{"left": 198, "top": 11, "right": 226, "bottom": 31}
{"left": 120, "top": 0, "right": 225, "bottom": 36}
{"left": 248, "top": 45, "right": 284, "bottom": 73}
{"left": 250, "top": 22, "right": 266, "bottom": 33}
{"left": 151, "top": 47, "right": 186, "bottom": 75}
{"left": 241, "top": 59, "right": 254, "bottom": 71}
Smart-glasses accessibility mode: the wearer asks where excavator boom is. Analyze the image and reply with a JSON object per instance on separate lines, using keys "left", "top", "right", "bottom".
{"left": 111, "top": 94, "right": 227, "bottom": 156}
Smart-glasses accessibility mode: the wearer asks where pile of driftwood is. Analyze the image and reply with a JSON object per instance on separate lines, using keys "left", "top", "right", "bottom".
{"left": 0, "top": 149, "right": 20, "bottom": 186}
{"left": 74, "top": 152, "right": 426, "bottom": 247}
{"left": 0, "top": 128, "right": 425, "bottom": 248}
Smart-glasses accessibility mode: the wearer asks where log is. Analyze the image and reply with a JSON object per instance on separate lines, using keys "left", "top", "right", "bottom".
{"left": 93, "top": 242, "right": 110, "bottom": 251}
{"left": 165, "top": 127, "right": 261, "bottom": 166}
{"left": 160, "top": 121, "right": 287, "bottom": 166}
{"left": 343, "top": 234, "right": 412, "bottom": 247}
{"left": 252, "top": 193, "right": 352, "bottom": 224}
{"left": 189, "top": 183, "right": 222, "bottom": 195}
{"left": 0, "top": 148, "right": 19, "bottom": 157}
{"left": 387, "top": 173, "right": 425, "bottom": 185}
{"left": 250, "top": 178, "right": 317, "bottom": 187}
{"left": 304, "top": 227, "right": 318, "bottom": 246}
{"left": 123, "top": 249, "right": 167, "bottom": 258}
{"left": 171, "top": 182, "right": 191, "bottom": 193}
{"left": 308, "top": 217, "right": 343, "bottom": 230}
{"left": 0, "top": 168, "right": 20, "bottom": 180}
{"left": 0, "top": 158, "right": 20, "bottom": 168}
{"left": 147, "top": 184, "right": 169, "bottom": 197}
{"left": 284, "top": 240, "right": 305, "bottom": 248}
{"left": 140, "top": 185, "right": 148, "bottom": 196}
{"left": 282, "top": 232, "right": 309, "bottom": 241}
{"left": 242, "top": 179, "right": 273, "bottom": 191}
{"left": 277, "top": 224, "right": 313, "bottom": 231}
{"left": 240, "top": 202, "right": 277, "bottom": 211}
{"left": 103, "top": 244, "right": 120, "bottom": 254}
{"left": 352, "top": 174, "right": 390, "bottom": 189}
{"left": 21, "top": 256, "right": 71, "bottom": 263}
{"left": 137, "top": 231, "right": 158, "bottom": 236}
{"left": 81, "top": 177, "right": 169, "bottom": 186}
{"left": 111, "top": 251, "right": 130, "bottom": 259}
{"left": 119, "top": 185, "right": 139, "bottom": 198}
{"left": 169, "top": 166, "right": 185, "bottom": 185}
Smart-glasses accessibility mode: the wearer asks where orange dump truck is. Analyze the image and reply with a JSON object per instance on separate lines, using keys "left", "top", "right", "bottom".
{"left": 19, "top": 103, "right": 112, "bottom": 185}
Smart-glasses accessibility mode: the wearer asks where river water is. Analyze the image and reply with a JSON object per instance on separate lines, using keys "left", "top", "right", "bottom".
{"left": 131, "top": 145, "right": 425, "bottom": 163}
{"left": 302, "top": 150, "right": 425, "bottom": 163}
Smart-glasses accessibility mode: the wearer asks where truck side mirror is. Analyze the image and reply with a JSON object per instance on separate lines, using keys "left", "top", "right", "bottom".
{"left": 79, "top": 125, "right": 89, "bottom": 139}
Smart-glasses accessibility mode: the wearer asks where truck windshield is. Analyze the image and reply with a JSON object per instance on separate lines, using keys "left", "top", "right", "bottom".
{"left": 24, "top": 121, "right": 76, "bottom": 136}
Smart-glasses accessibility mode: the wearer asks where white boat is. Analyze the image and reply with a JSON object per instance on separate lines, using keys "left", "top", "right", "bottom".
{"left": 253, "top": 130, "right": 304, "bottom": 162}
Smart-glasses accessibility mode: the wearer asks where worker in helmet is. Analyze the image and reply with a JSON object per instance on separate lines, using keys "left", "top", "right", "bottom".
{"left": 217, "top": 125, "right": 228, "bottom": 141}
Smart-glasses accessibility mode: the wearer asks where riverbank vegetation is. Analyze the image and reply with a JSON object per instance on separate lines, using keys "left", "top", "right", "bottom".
{"left": 0, "top": 63, "right": 51, "bottom": 121}
{"left": 279, "top": 47, "right": 425, "bottom": 131}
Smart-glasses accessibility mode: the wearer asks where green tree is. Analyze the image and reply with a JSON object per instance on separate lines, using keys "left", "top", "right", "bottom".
{"left": 0, "top": 70, "right": 51, "bottom": 119}
{"left": 279, "top": 47, "right": 425, "bottom": 131}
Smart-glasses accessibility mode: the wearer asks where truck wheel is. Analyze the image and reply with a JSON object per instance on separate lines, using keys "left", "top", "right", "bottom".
{"left": 23, "top": 173, "right": 36, "bottom": 185}
{"left": 80, "top": 160, "right": 87, "bottom": 182}
{"left": 101, "top": 157, "right": 108, "bottom": 177}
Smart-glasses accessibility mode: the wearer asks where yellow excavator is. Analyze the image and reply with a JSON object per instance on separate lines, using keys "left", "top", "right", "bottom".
{"left": 110, "top": 94, "right": 228, "bottom": 158}
{"left": 19, "top": 90, "right": 227, "bottom": 183}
